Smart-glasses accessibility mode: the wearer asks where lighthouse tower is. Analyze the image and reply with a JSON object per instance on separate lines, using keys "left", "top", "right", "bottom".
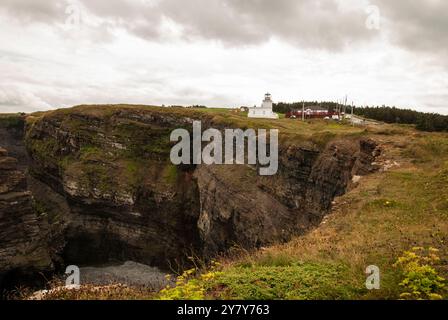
{"left": 248, "top": 93, "right": 279, "bottom": 119}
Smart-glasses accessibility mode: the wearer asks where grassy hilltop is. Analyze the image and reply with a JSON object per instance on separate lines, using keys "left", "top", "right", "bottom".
{"left": 3, "top": 105, "right": 447, "bottom": 300}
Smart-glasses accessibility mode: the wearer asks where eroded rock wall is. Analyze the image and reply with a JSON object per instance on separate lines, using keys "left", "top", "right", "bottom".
{"left": 1, "top": 106, "right": 380, "bottom": 281}
{"left": 195, "top": 138, "right": 380, "bottom": 256}
{"left": 24, "top": 109, "right": 202, "bottom": 270}
{"left": 0, "top": 146, "right": 52, "bottom": 291}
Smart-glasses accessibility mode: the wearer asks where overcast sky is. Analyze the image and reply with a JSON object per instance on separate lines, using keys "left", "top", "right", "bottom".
{"left": 0, "top": 0, "right": 447, "bottom": 114}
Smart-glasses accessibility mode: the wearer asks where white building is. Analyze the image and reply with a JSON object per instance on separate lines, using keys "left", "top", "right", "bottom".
{"left": 248, "top": 93, "right": 279, "bottom": 119}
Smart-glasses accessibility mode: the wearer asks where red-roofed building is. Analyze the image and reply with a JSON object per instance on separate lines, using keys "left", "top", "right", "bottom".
{"left": 286, "top": 106, "right": 335, "bottom": 119}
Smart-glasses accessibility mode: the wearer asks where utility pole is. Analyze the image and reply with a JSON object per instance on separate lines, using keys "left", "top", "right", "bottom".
{"left": 343, "top": 95, "right": 348, "bottom": 120}
{"left": 351, "top": 101, "right": 354, "bottom": 126}
{"left": 302, "top": 101, "right": 305, "bottom": 122}
{"left": 336, "top": 99, "right": 340, "bottom": 120}
{"left": 338, "top": 98, "right": 342, "bottom": 120}
{"left": 334, "top": 99, "right": 339, "bottom": 118}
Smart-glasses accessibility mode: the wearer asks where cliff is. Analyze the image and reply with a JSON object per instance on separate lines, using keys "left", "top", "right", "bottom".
{"left": 0, "top": 106, "right": 380, "bottom": 287}
{"left": 0, "top": 142, "right": 52, "bottom": 291}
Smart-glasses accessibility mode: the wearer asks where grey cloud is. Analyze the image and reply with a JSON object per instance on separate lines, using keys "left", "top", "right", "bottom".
{"left": 2, "top": 0, "right": 447, "bottom": 55}
{"left": 0, "top": 86, "right": 51, "bottom": 112}
{"left": 160, "top": 0, "right": 373, "bottom": 49}
{"left": 375, "top": 0, "right": 448, "bottom": 55}
{"left": 0, "top": 0, "right": 64, "bottom": 23}
{"left": 1, "top": 0, "right": 447, "bottom": 114}
{"left": 94, "top": 0, "right": 376, "bottom": 49}
{"left": 1, "top": 0, "right": 376, "bottom": 49}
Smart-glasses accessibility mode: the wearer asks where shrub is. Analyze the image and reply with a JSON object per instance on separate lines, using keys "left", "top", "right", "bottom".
{"left": 158, "top": 262, "right": 222, "bottom": 300}
{"left": 393, "top": 247, "right": 446, "bottom": 300}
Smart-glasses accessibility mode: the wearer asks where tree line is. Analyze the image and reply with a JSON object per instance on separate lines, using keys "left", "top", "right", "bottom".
{"left": 354, "top": 106, "right": 448, "bottom": 132}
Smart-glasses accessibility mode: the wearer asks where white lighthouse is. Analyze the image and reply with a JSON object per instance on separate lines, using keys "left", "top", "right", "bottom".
{"left": 248, "top": 93, "right": 279, "bottom": 119}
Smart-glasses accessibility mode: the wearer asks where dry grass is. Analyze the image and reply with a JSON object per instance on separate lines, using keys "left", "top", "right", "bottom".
{"left": 205, "top": 128, "right": 448, "bottom": 300}
{"left": 7, "top": 277, "right": 156, "bottom": 301}
{"left": 31, "top": 284, "right": 155, "bottom": 300}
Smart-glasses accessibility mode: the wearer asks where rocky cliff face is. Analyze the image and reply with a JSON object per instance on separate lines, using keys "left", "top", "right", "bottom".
{"left": 24, "top": 108, "right": 202, "bottom": 270}
{"left": 195, "top": 138, "right": 379, "bottom": 256}
{"left": 0, "top": 144, "right": 52, "bottom": 292}
{"left": 0, "top": 106, "right": 380, "bottom": 284}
